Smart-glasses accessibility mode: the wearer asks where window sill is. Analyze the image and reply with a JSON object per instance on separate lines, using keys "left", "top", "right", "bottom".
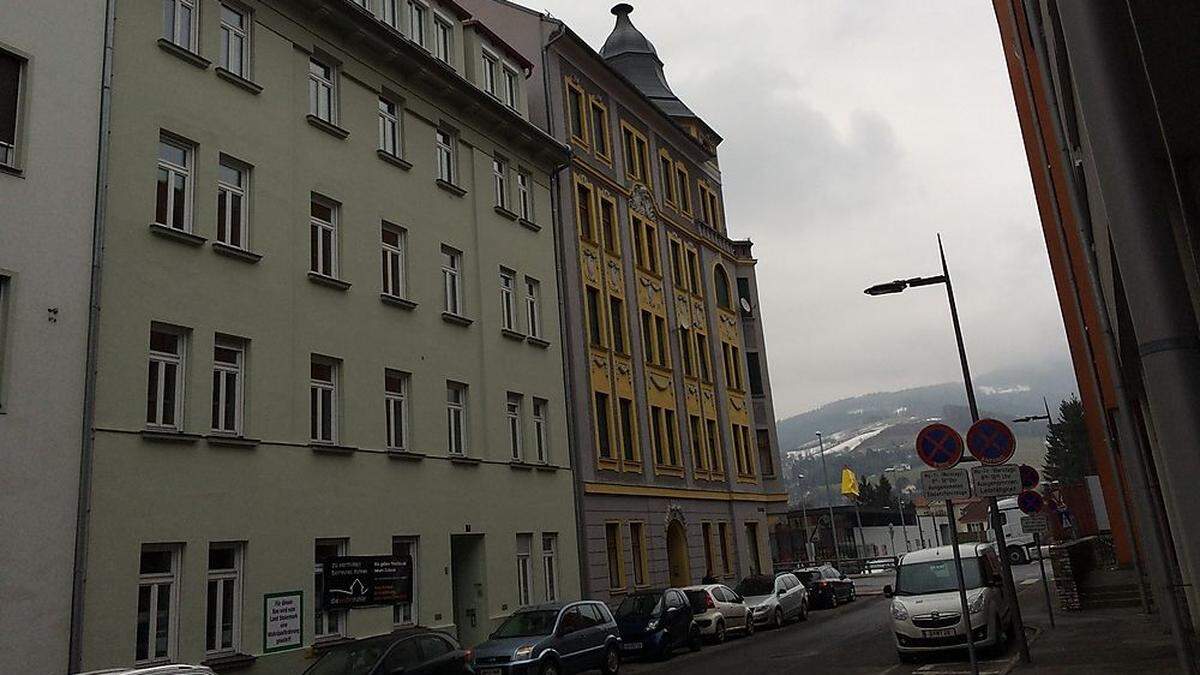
{"left": 308, "top": 271, "right": 352, "bottom": 291}
{"left": 202, "top": 652, "right": 257, "bottom": 672}
{"left": 0, "top": 162, "right": 23, "bottom": 178}
{"left": 381, "top": 293, "right": 418, "bottom": 310}
{"left": 206, "top": 434, "right": 261, "bottom": 448}
{"left": 501, "top": 328, "right": 526, "bottom": 341}
{"left": 526, "top": 336, "right": 550, "bottom": 349}
{"left": 494, "top": 205, "right": 518, "bottom": 221}
{"left": 141, "top": 429, "right": 203, "bottom": 444}
{"left": 212, "top": 241, "right": 262, "bottom": 263}
{"left": 150, "top": 223, "right": 207, "bottom": 246}
{"left": 387, "top": 449, "right": 426, "bottom": 461}
{"left": 518, "top": 218, "right": 541, "bottom": 232}
{"left": 449, "top": 455, "right": 481, "bottom": 466}
{"left": 310, "top": 442, "right": 357, "bottom": 455}
{"left": 306, "top": 114, "right": 350, "bottom": 140}
{"left": 215, "top": 66, "right": 263, "bottom": 94}
{"left": 509, "top": 461, "right": 536, "bottom": 471}
{"left": 535, "top": 464, "right": 559, "bottom": 473}
{"left": 441, "top": 312, "right": 473, "bottom": 327}
{"left": 157, "top": 38, "right": 211, "bottom": 69}
{"left": 377, "top": 149, "right": 412, "bottom": 171}
{"left": 435, "top": 178, "right": 467, "bottom": 197}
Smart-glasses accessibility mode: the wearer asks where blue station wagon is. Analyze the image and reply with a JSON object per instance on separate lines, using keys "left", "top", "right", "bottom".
{"left": 471, "top": 601, "right": 622, "bottom": 675}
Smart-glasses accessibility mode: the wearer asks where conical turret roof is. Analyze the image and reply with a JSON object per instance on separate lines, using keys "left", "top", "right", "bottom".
{"left": 599, "top": 4, "right": 696, "bottom": 118}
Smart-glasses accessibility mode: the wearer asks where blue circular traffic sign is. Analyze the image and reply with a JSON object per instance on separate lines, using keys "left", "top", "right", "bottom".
{"left": 1018, "top": 489, "right": 1044, "bottom": 515}
{"left": 915, "top": 423, "right": 964, "bottom": 470}
{"left": 967, "top": 418, "right": 1017, "bottom": 466}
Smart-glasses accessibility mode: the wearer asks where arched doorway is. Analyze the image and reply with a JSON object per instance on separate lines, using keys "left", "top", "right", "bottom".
{"left": 666, "top": 520, "right": 691, "bottom": 587}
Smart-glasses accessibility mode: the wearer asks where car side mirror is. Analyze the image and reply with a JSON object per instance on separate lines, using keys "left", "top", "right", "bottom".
{"left": 883, "top": 585, "right": 894, "bottom": 599}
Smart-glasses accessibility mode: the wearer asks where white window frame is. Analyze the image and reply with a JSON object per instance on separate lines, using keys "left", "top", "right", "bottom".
{"left": 492, "top": 156, "right": 509, "bottom": 209}
{"left": 315, "top": 538, "right": 348, "bottom": 639}
{"left": 163, "top": 0, "right": 198, "bottom": 50}
{"left": 392, "top": 537, "right": 419, "bottom": 625}
{"left": 532, "top": 398, "right": 548, "bottom": 463}
{"left": 506, "top": 392, "right": 523, "bottom": 461}
{"left": 310, "top": 197, "right": 338, "bottom": 277}
{"left": 381, "top": 223, "right": 407, "bottom": 299}
{"left": 0, "top": 51, "right": 23, "bottom": 168}
{"left": 310, "top": 358, "right": 338, "bottom": 444}
{"left": 308, "top": 58, "right": 336, "bottom": 123}
{"left": 147, "top": 328, "right": 185, "bottom": 431}
{"left": 205, "top": 542, "right": 243, "bottom": 656}
{"left": 156, "top": 137, "right": 192, "bottom": 232}
{"left": 216, "top": 157, "right": 248, "bottom": 249}
{"left": 446, "top": 382, "right": 467, "bottom": 455}
{"left": 542, "top": 534, "right": 558, "bottom": 602}
{"left": 503, "top": 66, "right": 519, "bottom": 110}
{"left": 435, "top": 128, "right": 455, "bottom": 183}
{"left": 499, "top": 268, "right": 516, "bottom": 331}
{"left": 385, "top": 369, "right": 409, "bottom": 451}
{"left": 433, "top": 14, "right": 453, "bottom": 64}
{"left": 441, "top": 246, "right": 462, "bottom": 315}
{"left": 378, "top": 96, "right": 400, "bottom": 156}
{"left": 408, "top": 0, "right": 428, "bottom": 48}
{"left": 516, "top": 171, "right": 532, "bottom": 221}
{"left": 135, "top": 544, "right": 180, "bottom": 665}
{"left": 218, "top": 3, "right": 249, "bottom": 77}
{"left": 524, "top": 277, "right": 541, "bottom": 339}
{"left": 516, "top": 534, "right": 533, "bottom": 607}
{"left": 481, "top": 50, "right": 499, "bottom": 98}
{"left": 380, "top": 0, "right": 401, "bottom": 29}
{"left": 210, "top": 338, "right": 244, "bottom": 435}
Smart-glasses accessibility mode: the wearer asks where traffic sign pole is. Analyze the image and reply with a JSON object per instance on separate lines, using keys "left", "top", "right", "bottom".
{"left": 990, "top": 496, "right": 1031, "bottom": 661}
{"left": 946, "top": 500, "right": 979, "bottom": 675}
{"left": 1034, "top": 532, "right": 1054, "bottom": 628}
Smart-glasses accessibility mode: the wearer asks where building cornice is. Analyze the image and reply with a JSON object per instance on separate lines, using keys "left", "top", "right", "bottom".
{"left": 583, "top": 481, "right": 788, "bottom": 503}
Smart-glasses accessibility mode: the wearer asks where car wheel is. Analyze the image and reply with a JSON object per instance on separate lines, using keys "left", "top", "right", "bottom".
{"left": 798, "top": 600, "right": 809, "bottom": 622}
{"left": 744, "top": 615, "right": 756, "bottom": 637}
{"left": 772, "top": 608, "right": 783, "bottom": 629}
{"left": 689, "top": 626, "right": 703, "bottom": 652}
{"left": 1008, "top": 545, "right": 1028, "bottom": 565}
{"left": 539, "top": 657, "right": 561, "bottom": 675}
{"left": 600, "top": 644, "right": 620, "bottom": 675}
{"left": 714, "top": 620, "right": 726, "bottom": 644}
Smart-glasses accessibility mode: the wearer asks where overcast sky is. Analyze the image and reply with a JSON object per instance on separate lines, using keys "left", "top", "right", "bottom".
{"left": 533, "top": 1, "right": 1072, "bottom": 417}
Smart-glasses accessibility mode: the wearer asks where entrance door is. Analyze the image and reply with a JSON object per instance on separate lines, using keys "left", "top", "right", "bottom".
{"left": 666, "top": 520, "right": 691, "bottom": 587}
{"left": 450, "top": 534, "right": 488, "bottom": 648}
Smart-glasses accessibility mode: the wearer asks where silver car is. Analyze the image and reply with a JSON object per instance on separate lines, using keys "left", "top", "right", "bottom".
{"left": 682, "top": 584, "right": 755, "bottom": 643}
{"left": 735, "top": 572, "right": 809, "bottom": 629}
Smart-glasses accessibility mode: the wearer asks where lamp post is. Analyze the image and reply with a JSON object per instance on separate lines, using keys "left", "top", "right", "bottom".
{"left": 815, "top": 432, "right": 842, "bottom": 567}
{"left": 864, "top": 234, "right": 1031, "bottom": 669}
{"left": 795, "top": 460, "right": 812, "bottom": 563}
{"left": 885, "top": 467, "right": 912, "bottom": 552}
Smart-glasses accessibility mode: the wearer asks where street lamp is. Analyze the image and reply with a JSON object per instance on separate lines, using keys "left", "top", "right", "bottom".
{"left": 884, "top": 467, "right": 912, "bottom": 553}
{"left": 1014, "top": 397, "right": 1054, "bottom": 425}
{"left": 815, "top": 432, "right": 842, "bottom": 567}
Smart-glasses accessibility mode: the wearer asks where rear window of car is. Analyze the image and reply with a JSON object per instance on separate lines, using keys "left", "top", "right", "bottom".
{"left": 796, "top": 571, "right": 816, "bottom": 585}
{"left": 685, "top": 590, "right": 709, "bottom": 612}
{"left": 735, "top": 575, "right": 775, "bottom": 597}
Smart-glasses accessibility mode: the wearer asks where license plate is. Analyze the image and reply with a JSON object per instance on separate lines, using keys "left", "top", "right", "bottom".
{"left": 922, "top": 628, "right": 956, "bottom": 638}
{"left": 621, "top": 642, "right": 642, "bottom": 650}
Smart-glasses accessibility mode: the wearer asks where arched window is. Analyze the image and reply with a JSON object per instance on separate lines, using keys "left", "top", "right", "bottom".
{"left": 714, "top": 265, "right": 731, "bottom": 310}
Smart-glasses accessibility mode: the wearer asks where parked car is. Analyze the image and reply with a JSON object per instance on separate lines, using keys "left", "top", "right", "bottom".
{"left": 682, "top": 584, "right": 755, "bottom": 643}
{"left": 472, "top": 601, "right": 622, "bottom": 675}
{"left": 734, "top": 572, "right": 807, "bottom": 629}
{"left": 301, "top": 627, "right": 470, "bottom": 675}
{"left": 795, "top": 565, "right": 856, "bottom": 608}
{"left": 885, "top": 543, "right": 1015, "bottom": 663}
{"left": 614, "top": 588, "right": 701, "bottom": 660}
{"left": 79, "top": 667, "right": 217, "bottom": 675}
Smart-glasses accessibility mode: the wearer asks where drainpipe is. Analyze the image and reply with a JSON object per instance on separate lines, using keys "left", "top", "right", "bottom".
{"left": 69, "top": 0, "right": 117, "bottom": 670}
{"left": 1057, "top": 1, "right": 1200, "bottom": 669}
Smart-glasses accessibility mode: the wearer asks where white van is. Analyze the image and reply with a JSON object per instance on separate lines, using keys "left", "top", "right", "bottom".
{"left": 993, "top": 497, "right": 1037, "bottom": 565}
{"left": 884, "top": 544, "right": 1015, "bottom": 663}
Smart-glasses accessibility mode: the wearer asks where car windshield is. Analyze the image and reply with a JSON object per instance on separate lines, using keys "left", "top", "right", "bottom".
{"left": 684, "top": 590, "right": 709, "bottom": 613}
{"left": 796, "top": 571, "right": 817, "bottom": 585}
{"left": 492, "top": 610, "right": 559, "bottom": 639}
{"left": 894, "top": 558, "right": 985, "bottom": 595}
{"left": 304, "top": 635, "right": 392, "bottom": 675}
{"left": 734, "top": 575, "right": 775, "bottom": 597}
{"left": 615, "top": 593, "right": 662, "bottom": 618}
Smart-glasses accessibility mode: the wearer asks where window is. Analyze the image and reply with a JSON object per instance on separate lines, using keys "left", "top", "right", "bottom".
{"left": 567, "top": 81, "right": 587, "bottom": 144}
{"left": 136, "top": 545, "right": 180, "bottom": 664}
{"left": 608, "top": 296, "right": 625, "bottom": 353}
{"left": 219, "top": 4, "right": 249, "bottom": 76}
{"left": 392, "top": 537, "right": 418, "bottom": 624}
{"left": 516, "top": 534, "right": 533, "bottom": 606}
{"left": 0, "top": 276, "right": 8, "bottom": 406}
{"left": 702, "top": 522, "right": 716, "bottom": 576}
{"left": 686, "top": 249, "right": 701, "bottom": 295}
{"left": 441, "top": 246, "right": 462, "bottom": 315}
{"left": 310, "top": 197, "right": 337, "bottom": 277}
{"left": 532, "top": 398, "right": 548, "bottom": 463}
{"left": 605, "top": 522, "right": 625, "bottom": 589}
{"left": 446, "top": 382, "right": 466, "bottom": 454}
{"left": 621, "top": 123, "right": 650, "bottom": 185}
{"left": 650, "top": 407, "right": 665, "bottom": 465}
{"left": 381, "top": 224, "right": 407, "bottom": 298}
{"left": 731, "top": 345, "right": 743, "bottom": 389}
{"left": 644, "top": 222, "right": 659, "bottom": 275}
{"left": 506, "top": 393, "right": 523, "bottom": 460}
{"left": 737, "top": 277, "right": 753, "bottom": 316}
{"left": 210, "top": 338, "right": 243, "bottom": 435}
{"left": 586, "top": 287, "right": 604, "bottom": 348}
{"left": 660, "top": 152, "right": 676, "bottom": 204}
{"left": 147, "top": 328, "right": 185, "bottom": 430}
{"left": 680, "top": 328, "right": 693, "bottom": 377}
{"left": 757, "top": 428, "right": 774, "bottom": 477}
{"left": 156, "top": 138, "right": 192, "bottom": 232}
{"left": 594, "top": 392, "right": 612, "bottom": 460}
{"left": 747, "top": 352, "right": 764, "bottom": 396}
{"left": 632, "top": 221, "right": 644, "bottom": 269}
{"left": 216, "top": 158, "right": 248, "bottom": 248}
{"left": 163, "top": 0, "right": 197, "bottom": 50}
{"left": 718, "top": 522, "right": 732, "bottom": 576}
{"left": 206, "top": 543, "right": 242, "bottom": 655}
{"left": 695, "top": 332, "right": 710, "bottom": 382}
{"left": 516, "top": 171, "right": 532, "bottom": 221}
{"left": 619, "top": 397, "right": 636, "bottom": 462}
{"left": 308, "top": 58, "right": 335, "bottom": 123}
{"left": 715, "top": 265, "right": 732, "bottom": 309}
{"left": 385, "top": 370, "right": 409, "bottom": 451}
{"left": 433, "top": 15, "right": 453, "bottom": 63}
{"left": 0, "top": 50, "right": 23, "bottom": 167}
{"left": 503, "top": 67, "right": 519, "bottom": 109}
{"left": 746, "top": 523, "right": 762, "bottom": 575}
{"left": 640, "top": 310, "right": 653, "bottom": 362}
{"left": 315, "top": 539, "right": 347, "bottom": 639}
{"left": 492, "top": 156, "right": 509, "bottom": 209}
{"left": 630, "top": 522, "right": 648, "bottom": 586}
{"left": 701, "top": 183, "right": 721, "bottom": 229}
{"left": 542, "top": 534, "right": 558, "bottom": 601}
{"left": 408, "top": 0, "right": 428, "bottom": 48}
{"left": 381, "top": 0, "right": 401, "bottom": 29}
{"left": 631, "top": 215, "right": 658, "bottom": 274}
{"left": 675, "top": 164, "right": 691, "bottom": 214}
{"left": 665, "top": 409, "right": 679, "bottom": 466}
{"left": 310, "top": 358, "right": 337, "bottom": 443}
{"left": 500, "top": 269, "right": 517, "bottom": 331}
{"left": 599, "top": 197, "right": 617, "bottom": 253}
{"left": 435, "top": 128, "right": 455, "bottom": 183}
{"left": 590, "top": 99, "right": 610, "bottom": 159}
{"left": 525, "top": 278, "right": 541, "bottom": 338}
{"left": 481, "top": 51, "right": 499, "bottom": 98}
{"left": 379, "top": 97, "right": 400, "bottom": 156}
{"left": 576, "top": 182, "right": 594, "bottom": 241}
{"left": 655, "top": 316, "right": 668, "bottom": 367}
{"left": 670, "top": 240, "right": 685, "bottom": 291}
{"left": 706, "top": 418, "right": 722, "bottom": 473}
{"left": 690, "top": 415, "right": 705, "bottom": 470}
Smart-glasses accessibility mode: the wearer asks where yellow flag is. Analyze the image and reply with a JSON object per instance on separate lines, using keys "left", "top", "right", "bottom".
{"left": 841, "top": 467, "right": 860, "bottom": 497}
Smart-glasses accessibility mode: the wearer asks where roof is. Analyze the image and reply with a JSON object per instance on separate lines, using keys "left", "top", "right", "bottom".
{"left": 598, "top": 4, "right": 696, "bottom": 119}
{"left": 464, "top": 18, "right": 534, "bottom": 70}
{"left": 899, "top": 543, "right": 991, "bottom": 565}
{"left": 681, "top": 584, "right": 724, "bottom": 592}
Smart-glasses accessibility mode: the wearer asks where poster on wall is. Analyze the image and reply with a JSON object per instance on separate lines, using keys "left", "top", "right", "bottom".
{"left": 323, "top": 555, "right": 413, "bottom": 609}
{"left": 263, "top": 591, "right": 303, "bottom": 654}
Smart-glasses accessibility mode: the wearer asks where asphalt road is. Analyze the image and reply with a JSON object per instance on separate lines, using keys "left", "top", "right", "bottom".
{"left": 624, "top": 563, "right": 1046, "bottom": 675}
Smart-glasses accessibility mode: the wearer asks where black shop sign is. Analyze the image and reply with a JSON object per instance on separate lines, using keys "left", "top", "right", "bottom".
{"left": 322, "top": 555, "right": 412, "bottom": 609}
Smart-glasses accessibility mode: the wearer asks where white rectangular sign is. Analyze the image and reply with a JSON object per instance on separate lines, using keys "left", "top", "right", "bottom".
{"left": 1021, "top": 515, "right": 1050, "bottom": 535}
{"left": 971, "top": 464, "right": 1022, "bottom": 498}
{"left": 922, "top": 468, "right": 971, "bottom": 500}
{"left": 264, "top": 591, "right": 303, "bottom": 653}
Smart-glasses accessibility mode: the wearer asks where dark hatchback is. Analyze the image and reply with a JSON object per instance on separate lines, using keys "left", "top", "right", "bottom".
{"left": 614, "top": 588, "right": 701, "bottom": 660}
{"left": 301, "top": 628, "right": 470, "bottom": 675}
{"left": 796, "top": 565, "right": 856, "bottom": 608}
{"left": 471, "top": 601, "right": 621, "bottom": 675}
